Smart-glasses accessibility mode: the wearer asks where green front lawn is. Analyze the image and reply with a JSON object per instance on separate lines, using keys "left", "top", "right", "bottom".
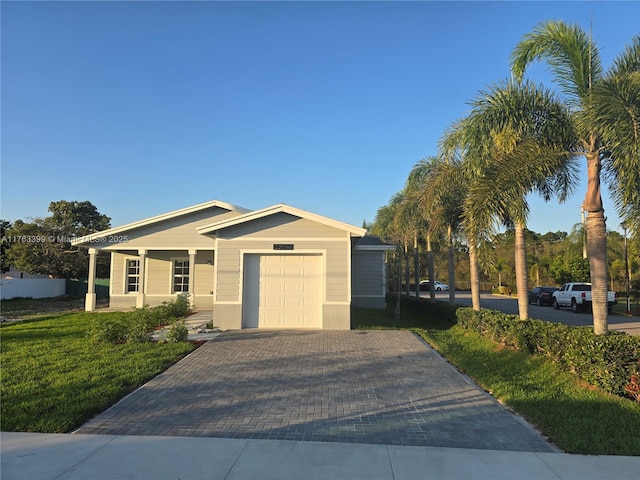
{"left": 0, "top": 312, "right": 196, "bottom": 432}
{"left": 353, "top": 301, "right": 640, "bottom": 456}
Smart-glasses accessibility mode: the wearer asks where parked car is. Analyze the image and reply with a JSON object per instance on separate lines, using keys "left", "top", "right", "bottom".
{"left": 528, "top": 286, "right": 558, "bottom": 306}
{"left": 419, "top": 280, "right": 449, "bottom": 292}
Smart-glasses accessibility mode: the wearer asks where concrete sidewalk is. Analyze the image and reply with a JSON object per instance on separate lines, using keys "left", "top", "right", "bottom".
{"left": 2, "top": 432, "right": 639, "bottom": 480}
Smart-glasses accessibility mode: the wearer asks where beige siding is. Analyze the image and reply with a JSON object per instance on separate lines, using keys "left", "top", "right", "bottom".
{"left": 85, "top": 207, "right": 237, "bottom": 250}
{"left": 194, "top": 251, "right": 215, "bottom": 296}
{"left": 146, "top": 251, "right": 175, "bottom": 295}
{"left": 219, "top": 213, "right": 347, "bottom": 239}
{"left": 110, "top": 252, "right": 126, "bottom": 295}
{"left": 351, "top": 251, "right": 384, "bottom": 296}
{"left": 351, "top": 251, "right": 387, "bottom": 308}
{"left": 215, "top": 239, "right": 349, "bottom": 303}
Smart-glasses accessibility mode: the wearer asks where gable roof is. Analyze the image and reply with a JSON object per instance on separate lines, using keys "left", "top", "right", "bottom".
{"left": 197, "top": 203, "right": 366, "bottom": 237}
{"left": 71, "top": 200, "right": 249, "bottom": 246}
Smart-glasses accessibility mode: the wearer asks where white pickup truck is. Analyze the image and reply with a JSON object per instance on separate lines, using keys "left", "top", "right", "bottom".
{"left": 552, "top": 282, "right": 617, "bottom": 313}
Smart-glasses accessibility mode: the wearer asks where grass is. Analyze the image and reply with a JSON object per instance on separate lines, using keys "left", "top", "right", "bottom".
{"left": 352, "top": 300, "right": 640, "bottom": 456}
{"left": 1, "top": 296, "right": 86, "bottom": 319}
{"left": 0, "top": 311, "right": 197, "bottom": 432}
{"left": 3, "top": 298, "right": 638, "bottom": 454}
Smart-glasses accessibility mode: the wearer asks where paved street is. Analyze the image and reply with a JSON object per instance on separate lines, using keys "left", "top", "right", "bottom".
{"left": 425, "top": 292, "right": 640, "bottom": 336}
{"left": 75, "top": 330, "right": 556, "bottom": 452}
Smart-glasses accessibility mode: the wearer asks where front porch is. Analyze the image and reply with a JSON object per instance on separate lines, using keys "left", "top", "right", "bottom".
{"left": 84, "top": 248, "right": 215, "bottom": 312}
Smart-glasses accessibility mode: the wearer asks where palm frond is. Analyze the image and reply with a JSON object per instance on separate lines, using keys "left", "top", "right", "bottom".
{"left": 511, "top": 20, "right": 603, "bottom": 105}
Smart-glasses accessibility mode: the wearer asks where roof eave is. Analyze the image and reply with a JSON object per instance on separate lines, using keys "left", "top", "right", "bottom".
{"left": 71, "top": 199, "right": 249, "bottom": 246}
{"left": 197, "top": 204, "right": 366, "bottom": 237}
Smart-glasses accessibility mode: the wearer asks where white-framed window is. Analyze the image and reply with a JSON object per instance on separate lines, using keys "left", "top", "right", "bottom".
{"left": 172, "top": 259, "right": 190, "bottom": 293}
{"left": 126, "top": 259, "right": 140, "bottom": 293}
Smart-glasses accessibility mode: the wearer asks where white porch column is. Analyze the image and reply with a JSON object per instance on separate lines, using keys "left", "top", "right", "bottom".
{"left": 188, "top": 249, "right": 197, "bottom": 308}
{"left": 85, "top": 248, "right": 97, "bottom": 312}
{"left": 136, "top": 249, "right": 147, "bottom": 308}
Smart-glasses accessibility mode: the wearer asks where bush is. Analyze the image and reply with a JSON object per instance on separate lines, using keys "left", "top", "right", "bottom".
{"left": 152, "top": 295, "right": 191, "bottom": 326}
{"left": 455, "top": 307, "right": 640, "bottom": 398}
{"left": 166, "top": 320, "right": 189, "bottom": 343}
{"left": 89, "top": 297, "right": 191, "bottom": 345}
{"left": 87, "top": 315, "right": 128, "bottom": 344}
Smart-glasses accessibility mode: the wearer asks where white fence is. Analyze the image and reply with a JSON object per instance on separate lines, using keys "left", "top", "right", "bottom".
{"left": 0, "top": 278, "right": 66, "bottom": 300}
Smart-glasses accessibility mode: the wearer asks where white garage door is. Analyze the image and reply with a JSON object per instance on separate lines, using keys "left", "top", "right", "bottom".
{"left": 243, "top": 254, "right": 322, "bottom": 328}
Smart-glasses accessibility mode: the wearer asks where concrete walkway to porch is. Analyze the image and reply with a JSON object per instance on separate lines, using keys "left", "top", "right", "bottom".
{"left": 151, "top": 310, "right": 220, "bottom": 342}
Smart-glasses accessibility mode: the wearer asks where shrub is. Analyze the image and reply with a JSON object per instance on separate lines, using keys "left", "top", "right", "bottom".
{"left": 625, "top": 370, "right": 640, "bottom": 402}
{"left": 166, "top": 320, "right": 188, "bottom": 343}
{"left": 87, "top": 315, "right": 128, "bottom": 344}
{"left": 455, "top": 307, "right": 640, "bottom": 398}
{"left": 88, "top": 297, "right": 191, "bottom": 344}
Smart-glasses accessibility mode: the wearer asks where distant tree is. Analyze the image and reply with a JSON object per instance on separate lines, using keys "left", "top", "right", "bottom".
{"left": 550, "top": 254, "right": 590, "bottom": 284}
{"left": 4, "top": 201, "right": 110, "bottom": 278}
{"left": 550, "top": 255, "right": 572, "bottom": 285}
{"left": 568, "top": 257, "right": 591, "bottom": 282}
{"left": 1, "top": 219, "right": 13, "bottom": 273}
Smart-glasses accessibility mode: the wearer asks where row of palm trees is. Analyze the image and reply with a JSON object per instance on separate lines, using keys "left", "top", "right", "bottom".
{"left": 371, "top": 21, "right": 639, "bottom": 335}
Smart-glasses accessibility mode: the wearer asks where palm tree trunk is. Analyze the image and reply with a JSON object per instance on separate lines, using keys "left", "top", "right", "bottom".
{"left": 514, "top": 222, "right": 529, "bottom": 320}
{"left": 584, "top": 149, "right": 608, "bottom": 335}
{"left": 413, "top": 233, "right": 420, "bottom": 298}
{"left": 395, "top": 247, "right": 402, "bottom": 320}
{"left": 447, "top": 224, "right": 455, "bottom": 305}
{"left": 404, "top": 242, "right": 410, "bottom": 296}
{"left": 469, "top": 241, "right": 481, "bottom": 311}
{"left": 426, "top": 232, "right": 435, "bottom": 302}
{"left": 587, "top": 210, "right": 609, "bottom": 334}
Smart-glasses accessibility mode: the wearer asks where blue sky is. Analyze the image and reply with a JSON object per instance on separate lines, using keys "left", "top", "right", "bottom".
{"left": 2, "top": 1, "right": 639, "bottom": 236}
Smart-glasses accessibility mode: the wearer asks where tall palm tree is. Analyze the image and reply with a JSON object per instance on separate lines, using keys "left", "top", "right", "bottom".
{"left": 588, "top": 34, "right": 640, "bottom": 254}
{"left": 443, "top": 80, "right": 578, "bottom": 319}
{"left": 410, "top": 155, "right": 467, "bottom": 305}
{"left": 398, "top": 182, "right": 430, "bottom": 298}
{"left": 511, "top": 21, "right": 639, "bottom": 333}
{"left": 407, "top": 157, "right": 440, "bottom": 302}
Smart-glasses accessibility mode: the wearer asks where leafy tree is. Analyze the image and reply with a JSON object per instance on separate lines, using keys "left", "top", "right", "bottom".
{"left": 512, "top": 21, "right": 639, "bottom": 333}
{"left": 4, "top": 201, "right": 111, "bottom": 278}
{"left": 1, "top": 219, "right": 13, "bottom": 273}
{"left": 550, "top": 255, "right": 572, "bottom": 285}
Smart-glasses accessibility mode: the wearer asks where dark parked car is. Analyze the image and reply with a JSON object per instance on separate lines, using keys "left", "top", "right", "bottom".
{"left": 528, "top": 286, "right": 558, "bottom": 306}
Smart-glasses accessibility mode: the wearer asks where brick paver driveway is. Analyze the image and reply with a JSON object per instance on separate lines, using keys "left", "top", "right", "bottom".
{"left": 76, "top": 330, "right": 556, "bottom": 452}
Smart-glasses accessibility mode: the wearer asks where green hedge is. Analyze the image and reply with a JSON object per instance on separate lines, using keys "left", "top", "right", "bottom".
{"left": 88, "top": 296, "right": 191, "bottom": 344}
{"left": 456, "top": 307, "right": 640, "bottom": 399}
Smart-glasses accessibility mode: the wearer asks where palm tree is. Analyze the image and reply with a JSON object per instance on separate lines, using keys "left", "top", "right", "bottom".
{"left": 511, "top": 21, "right": 639, "bottom": 333}
{"left": 588, "top": 34, "right": 640, "bottom": 256}
{"left": 398, "top": 182, "right": 430, "bottom": 298}
{"left": 443, "top": 80, "right": 578, "bottom": 319}
{"left": 410, "top": 155, "right": 467, "bottom": 305}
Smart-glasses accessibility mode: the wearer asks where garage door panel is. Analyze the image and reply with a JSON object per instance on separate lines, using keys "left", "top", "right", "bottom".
{"left": 243, "top": 254, "right": 321, "bottom": 329}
